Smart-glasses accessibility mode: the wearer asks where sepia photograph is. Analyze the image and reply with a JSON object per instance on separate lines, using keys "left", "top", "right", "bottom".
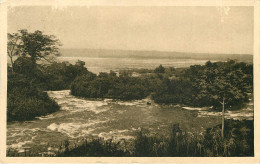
{"left": 0, "top": 0, "right": 259, "bottom": 163}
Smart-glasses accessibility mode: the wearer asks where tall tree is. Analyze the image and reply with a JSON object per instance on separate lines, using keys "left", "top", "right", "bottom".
{"left": 197, "top": 61, "right": 250, "bottom": 138}
{"left": 8, "top": 29, "right": 62, "bottom": 64}
{"left": 7, "top": 33, "right": 22, "bottom": 72}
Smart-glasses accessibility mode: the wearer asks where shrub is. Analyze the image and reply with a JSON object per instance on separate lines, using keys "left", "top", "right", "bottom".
{"left": 154, "top": 64, "right": 165, "bottom": 73}
{"left": 53, "top": 120, "right": 253, "bottom": 157}
{"left": 70, "top": 72, "right": 149, "bottom": 100}
{"left": 57, "top": 138, "right": 130, "bottom": 157}
{"left": 152, "top": 61, "right": 253, "bottom": 111}
{"left": 7, "top": 72, "right": 60, "bottom": 122}
{"left": 44, "top": 61, "right": 90, "bottom": 90}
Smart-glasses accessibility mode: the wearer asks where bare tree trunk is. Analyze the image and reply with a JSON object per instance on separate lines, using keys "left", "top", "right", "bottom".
{"left": 9, "top": 55, "right": 14, "bottom": 73}
{"left": 221, "top": 97, "right": 225, "bottom": 138}
{"left": 11, "top": 59, "right": 14, "bottom": 73}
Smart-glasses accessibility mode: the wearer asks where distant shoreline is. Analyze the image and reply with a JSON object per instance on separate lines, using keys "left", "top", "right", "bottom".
{"left": 60, "top": 48, "right": 253, "bottom": 56}
{"left": 60, "top": 48, "right": 253, "bottom": 63}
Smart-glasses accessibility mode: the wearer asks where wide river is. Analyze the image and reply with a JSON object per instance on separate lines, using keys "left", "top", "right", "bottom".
{"left": 57, "top": 57, "right": 216, "bottom": 74}
{"left": 7, "top": 90, "right": 253, "bottom": 156}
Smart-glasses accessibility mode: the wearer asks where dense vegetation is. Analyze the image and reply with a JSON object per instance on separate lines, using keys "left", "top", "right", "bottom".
{"left": 7, "top": 30, "right": 94, "bottom": 121}
{"left": 71, "top": 71, "right": 150, "bottom": 100}
{"left": 7, "top": 120, "right": 253, "bottom": 157}
{"left": 132, "top": 120, "right": 254, "bottom": 157}
{"left": 58, "top": 120, "right": 253, "bottom": 157}
{"left": 152, "top": 61, "right": 253, "bottom": 110}
{"left": 71, "top": 60, "right": 253, "bottom": 111}
{"left": 8, "top": 30, "right": 253, "bottom": 122}
{"left": 69, "top": 59, "right": 252, "bottom": 138}
{"left": 7, "top": 57, "right": 91, "bottom": 121}
{"left": 7, "top": 72, "right": 59, "bottom": 121}
{"left": 7, "top": 30, "right": 254, "bottom": 157}
{"left": 7, "top": 30, "right": 61, "bottom": 121}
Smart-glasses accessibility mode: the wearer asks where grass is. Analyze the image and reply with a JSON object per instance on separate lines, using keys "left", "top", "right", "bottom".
{"left": 7, "top": 120, "right": 254, "bottom": 157}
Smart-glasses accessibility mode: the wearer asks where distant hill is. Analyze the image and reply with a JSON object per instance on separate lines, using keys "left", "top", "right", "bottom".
{"left": 60, "top": 49, "right": 253, "bottom": 63}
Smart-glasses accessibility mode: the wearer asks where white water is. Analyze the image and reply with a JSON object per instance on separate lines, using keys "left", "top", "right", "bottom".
{"left": 7, "top": 90, "right": 253, "bottom": 156}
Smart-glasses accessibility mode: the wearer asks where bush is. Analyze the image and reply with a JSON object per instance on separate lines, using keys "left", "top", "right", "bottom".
{"left": 154, "top": 64, "right": 165, "bottom": 73}
{"left": 152, "top": 60, "right": 253, "bottom": 110}
{"left": 7, "top": 72, "right": 60, "bottom": 122}
{"left": 57, "top": 138, "right": 130, "bottom": 157}
{"left": 70, "top": 72, "right": 97, "bottom": 97}
{"left": 44, "top": 61, "right": 90, "bottom": 90}
{"left": 70, "top": 72, "right": 149, "bottom": 100}
{"left": 204, "top": 120, "right": 254, "bottom": 156}
{"left": 53, "top": 120, "right": 253, "bottom": 157}
{"left": 8, "top": 58, "right": 92, "bottom": 121}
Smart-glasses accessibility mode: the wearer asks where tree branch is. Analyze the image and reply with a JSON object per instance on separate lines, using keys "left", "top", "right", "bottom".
{"left": 42, "top": 56, "right": 55, "bottom": 63}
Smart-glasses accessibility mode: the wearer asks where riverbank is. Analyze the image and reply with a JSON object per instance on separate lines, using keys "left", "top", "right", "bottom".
{"left": 57, "top": 119, "right": 254, "bottom": 157}
{"left": 7, "top": 119, "right": 254, "bottom": 157}
{"left": 7, "top": 90, "right": 253, "bottom": 156}
{"left": 7, "top": 73, "right": 60, "bottom": 122}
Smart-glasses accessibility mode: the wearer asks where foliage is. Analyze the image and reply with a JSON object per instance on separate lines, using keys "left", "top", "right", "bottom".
{"left": 71, "top": 71, "right": 149, "bottom": 100}
{"left": 7, "top": 33, "right": 22, "bottom": 70}
{"left": 12, "top": 56, "right": 90, "bottom": 90}
{"left": 7, "top": 29, "right": 63, "bottom": 122}
{"left": 186, "top": 60, "right": 252, "bottom": 110}
{"left": 7, "top": 72, "right": 60, "bottom": 121}
{"left": 12, "top": 57, "right": 50, "bottom": 90}
{"left": 44, "top": 61, "right": 90, "bottom": 90}
{"left": 204, "top": 119, "right": 254, "bottom": 156}
{"left": 119, "top": 68, "right": 154, "bottom": 75}
{"left": 152, "top": 60, "right": 253, "bottom": 111}
{"left": 8, "top": 29, "right": 62, "bottom": 63}
{"left": 70, "top": 60, "right": 252, "bottom": 110}
{"left": 57, "top": 138, "right": 130, "bottom": 157}
{"left": 11, "top": 120, "right": 252, "bottom": 157}
{"left": 8, "top": 57, "right": 253, "bottom": 122}
{"left": 70, "top": 72, "right": 97, "bottom": 97}
{"left": 137, "top": 120, "right": 253, "bottom": 157}
{"left": 154, "top": 64, "right": 165, "bottom": 73}
{"left": 7, "top": 56, "right": 91, "bottom": 121}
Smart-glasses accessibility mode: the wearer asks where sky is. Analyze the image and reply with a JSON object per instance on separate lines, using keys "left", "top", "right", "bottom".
{"left": 7, "top": 6, "right": 253, "bottom": 54}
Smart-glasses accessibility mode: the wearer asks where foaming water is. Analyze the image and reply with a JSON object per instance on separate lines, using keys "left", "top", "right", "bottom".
{"left": 198, "top": 107, "right": 254, "bottom": 120}
{"left": 7, "top": 90, "right": 253, "bottom": 155}
{"left": 46, "top": 119, "right": 109, "bottom": 138}
{"left": 48, "top": 90, "right": 109, "bottom": 114}
{"left": 197, "top": 101, "right": 254, "bottom": 120}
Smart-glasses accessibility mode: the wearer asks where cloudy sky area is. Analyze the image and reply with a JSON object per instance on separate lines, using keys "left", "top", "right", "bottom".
{"left": 8, "top": 6, "right": 253, "bottom": 54}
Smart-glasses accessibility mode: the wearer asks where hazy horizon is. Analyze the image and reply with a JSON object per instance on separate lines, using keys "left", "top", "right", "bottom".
{"left": 58, "top": 48, "right": 253, "bottom": 64}
{"left": 8, "top": 6, "right": 253, "bottom": 55}
{"left": 60, "top": 47, "right": 254, "bottom": 56}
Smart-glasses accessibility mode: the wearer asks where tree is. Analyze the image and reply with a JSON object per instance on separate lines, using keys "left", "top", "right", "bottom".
{"left": 196, "top": 61, "right": 251, "bottom": 138}
{"left": 8, "top": 29, "right": 62, "bottom": 64}
{"left": 13, "top": 57, "right": 37, "bottom": 76}
{"left": 7, "top": 33, "right": 22, "bottom": 72}
{"left": 154, "top": 64, "right": 165, "bottom": 73}
{"left": 75, "top": 60, "right": 86, "bottom": 67}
